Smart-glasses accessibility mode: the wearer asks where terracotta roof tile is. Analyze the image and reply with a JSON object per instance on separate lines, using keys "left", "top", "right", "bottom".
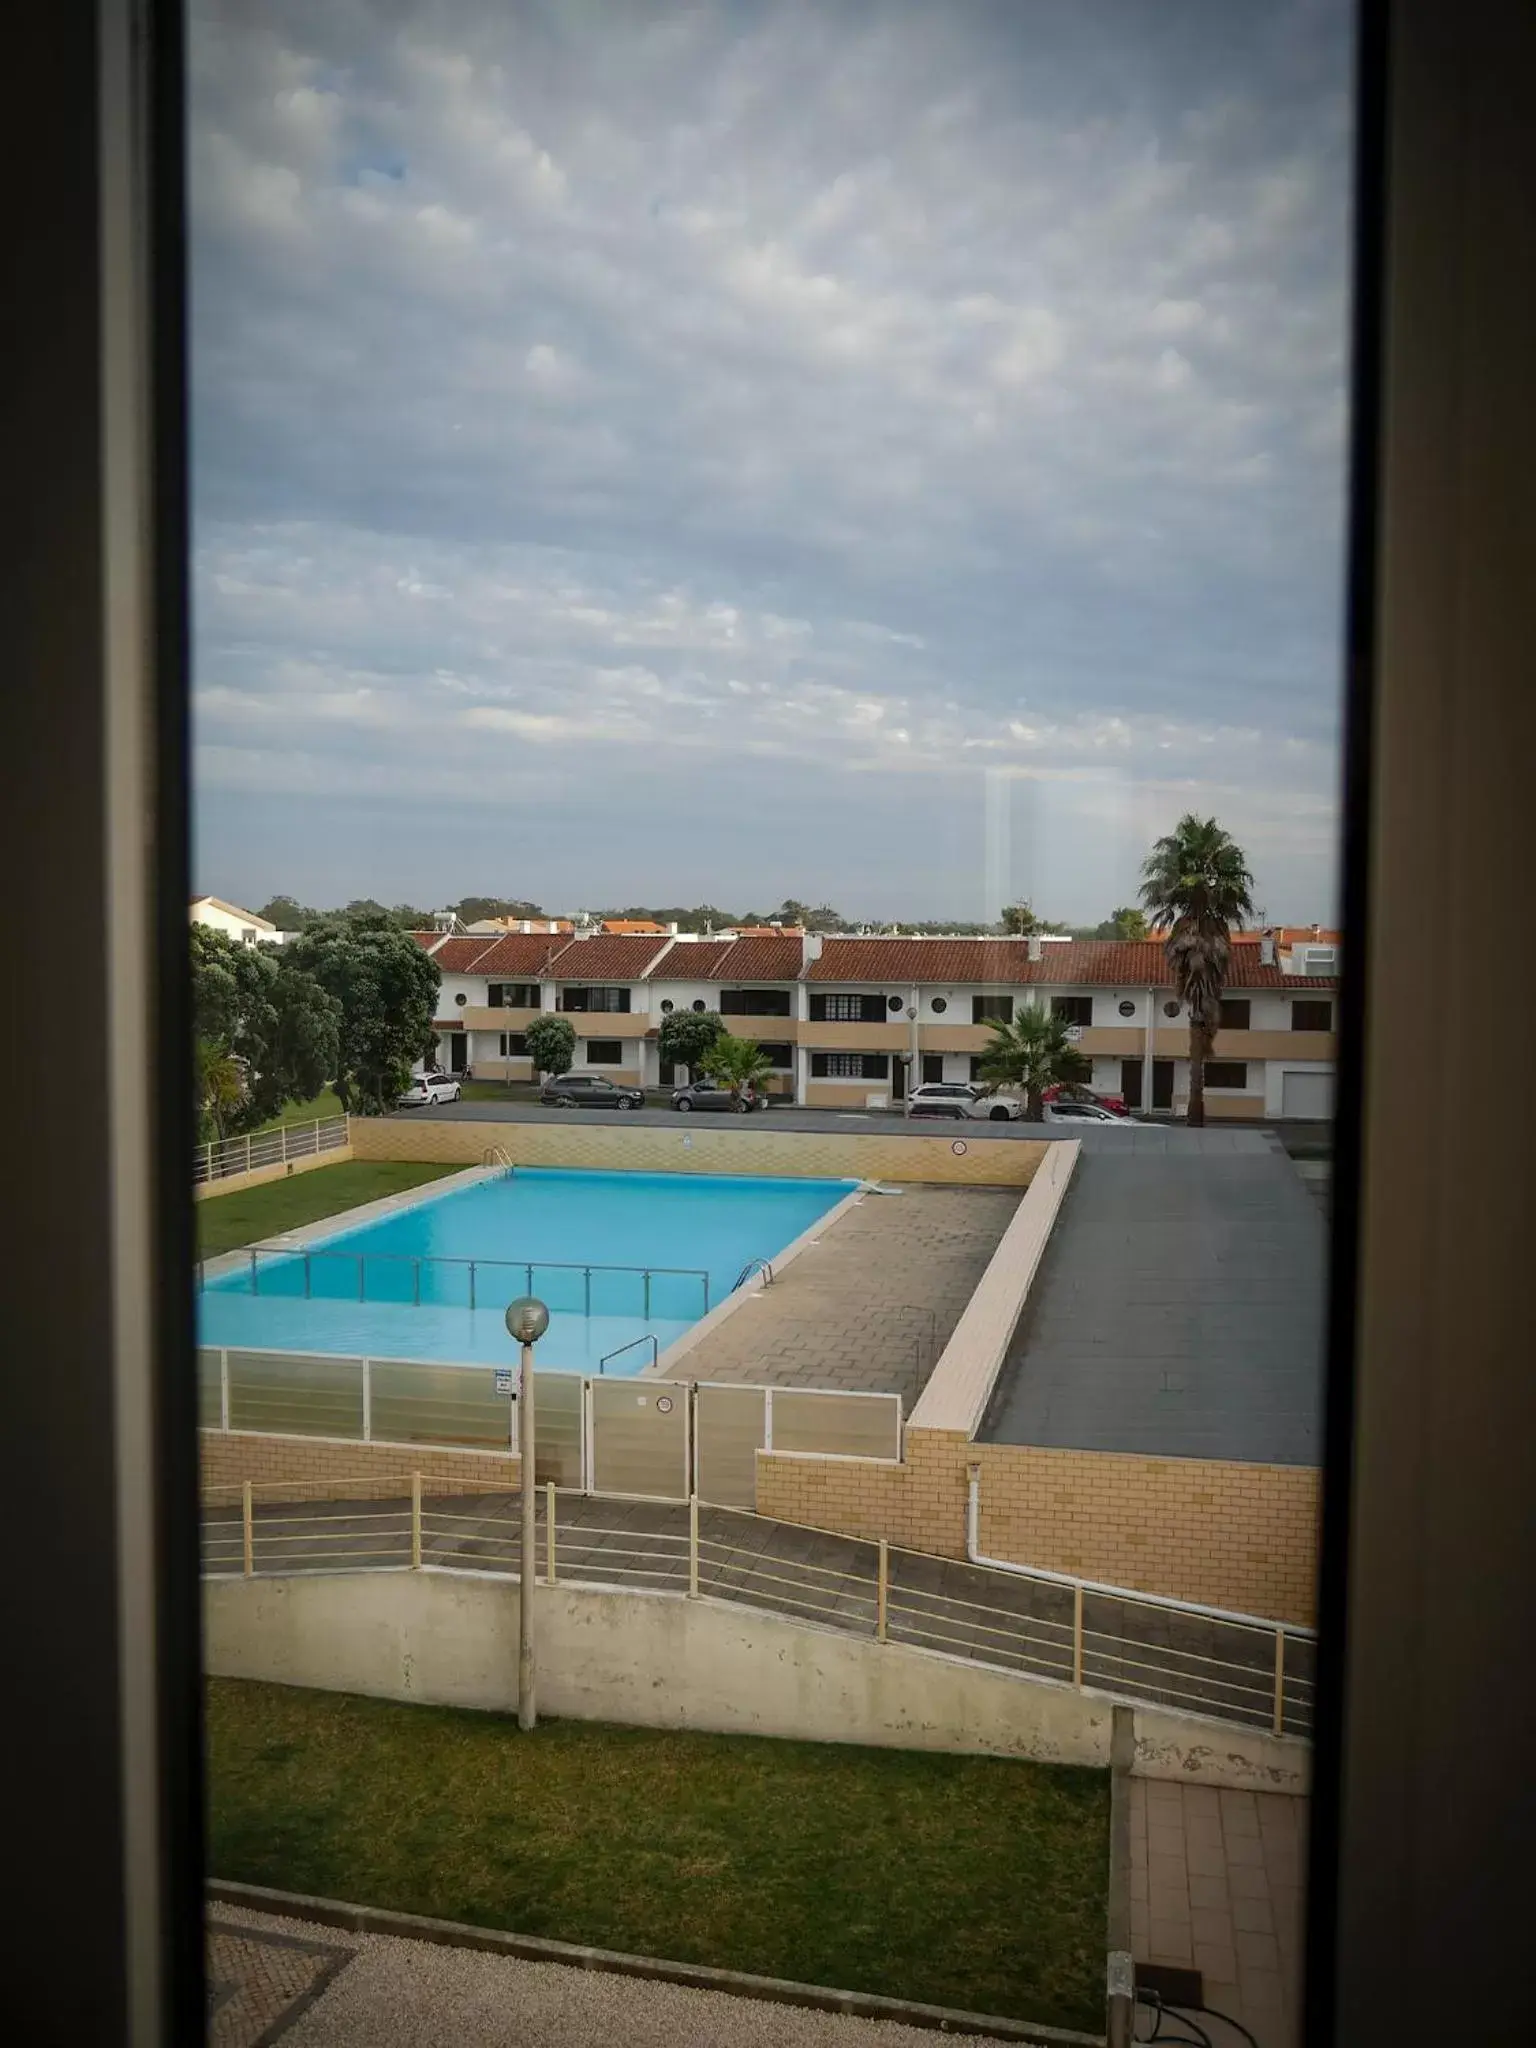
{"left": 648, "top": 941, "right": 737, "bottom": 980}
{"left": 549, "top": 932, "right": 674, "bottom": 980}
{"left": 408, "top": 930, "right": 441, "bottom": 951}
{"left": 424, "top": 936, "right": 498, "bottom": 973}
{"left": 715, "top": 935, "right": 805, "bottom": 981}
{"left": 468, "top": 933, "right": 570, "bottom": 977}
{"left": 808, "top": 936, "right": 1335, "bottom": 991}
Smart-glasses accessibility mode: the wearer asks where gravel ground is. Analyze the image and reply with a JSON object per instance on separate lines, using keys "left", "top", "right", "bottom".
{"left": 216, "top": 1903, "right": 1032, "bottom": 2048}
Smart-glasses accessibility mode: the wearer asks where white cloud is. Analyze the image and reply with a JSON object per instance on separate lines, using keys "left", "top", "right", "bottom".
{"left": 188, "top": 0, "right": 1353, "bottom": 921}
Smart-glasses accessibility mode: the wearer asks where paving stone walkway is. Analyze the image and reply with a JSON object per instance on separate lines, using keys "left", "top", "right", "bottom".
{"left": 1131, "top": 1779, "right": 1305, "bottom": 2047}
{"left": 668, "top": 1184, "right": 1020, "bottom": 1406}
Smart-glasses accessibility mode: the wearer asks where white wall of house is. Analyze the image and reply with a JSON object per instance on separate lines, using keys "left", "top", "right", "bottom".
{"left": 191, "top": 899, "right": 281, "bottom": 946}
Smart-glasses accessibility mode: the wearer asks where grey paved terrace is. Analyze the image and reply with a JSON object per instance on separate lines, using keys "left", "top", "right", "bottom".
{"left": 668, "top": 1183, "right": 1020, "bottom": 1405}
{"left": 981, "top": 1136, "right": 1324, "bottom": 1463}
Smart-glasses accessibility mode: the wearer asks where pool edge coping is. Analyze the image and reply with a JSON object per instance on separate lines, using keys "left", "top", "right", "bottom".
{"left": 643, "top": 1180, "right": 872, "bottom": 1382}
{"left": 199, "top": 1163, "right": 501, "bottom": 1286}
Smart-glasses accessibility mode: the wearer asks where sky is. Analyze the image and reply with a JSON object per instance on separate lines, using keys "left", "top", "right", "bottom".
{"left": 189, "top": 0, "right": 1355, "bottom": 925}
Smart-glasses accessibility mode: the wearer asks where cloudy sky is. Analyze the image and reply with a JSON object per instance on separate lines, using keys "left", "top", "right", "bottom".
{"left": 189, "top": 0, "right": 1355, "bottom": 924}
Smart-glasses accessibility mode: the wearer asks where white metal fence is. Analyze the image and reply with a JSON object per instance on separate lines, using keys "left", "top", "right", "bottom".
{"left": 200, "top": 1476, "right": 1313, "bottom": 1735}
{"left": 193, "top": 1114, "right": 349, "bottom": 1186}
{"left": 198, "top": 1346, "right": 904, "bottom": 1506}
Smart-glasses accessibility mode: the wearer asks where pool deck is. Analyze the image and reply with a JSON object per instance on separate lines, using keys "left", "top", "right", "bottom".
{"left": 663, "top": 1184, "right": 1021, "bottom": 1404}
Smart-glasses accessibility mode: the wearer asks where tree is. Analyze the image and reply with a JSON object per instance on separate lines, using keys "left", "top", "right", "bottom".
{"left": 1139, "top": 814, "right": 1255, "bottom": 1127}
{"left": 256, "top": 895, "right": 317, "bottom": 931}
{"left": 975, "top": 1006, "right": 1090, "bottom": 1122}
{"left": 190, "top": 924, "right": 341, "bottom": 1129}
{"left": 1089, "top": 906, "right": 1149, "bottom": 941}
{"left": 524, "top": 1013, "right": 577, "bottom": 1080}
{"left": 701, "top": 1033, "right": 776, "bottom": 1104}
{"left": 452, "top": 897, "right": 545, "bottom": 926}
{"left": 194, "top": 1036, "right": 246, "bottom": 1144}
{"left": 658, "top": 1009, "right": 724, "bottom": 1076}
{"left": 1000, "top": 902, "right": 1066, "bottom": 936}
{"left": 287, "top": 911, "right": 441, "bottom": 1115}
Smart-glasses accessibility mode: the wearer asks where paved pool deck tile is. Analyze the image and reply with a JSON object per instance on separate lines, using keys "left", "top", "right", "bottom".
{"left": 1130, "top": 1778, "right": 1306, "bottom": 2048}
{"left": 665, "top": 1184, "right": 1020, "bottom": 1404}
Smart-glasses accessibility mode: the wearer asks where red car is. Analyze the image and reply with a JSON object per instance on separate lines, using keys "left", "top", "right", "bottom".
{"left": 1042, "top": 1083, "right": 1130, "bottom": 1117}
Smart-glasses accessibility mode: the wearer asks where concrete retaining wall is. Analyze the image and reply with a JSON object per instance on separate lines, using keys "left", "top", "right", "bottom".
{"left": 349, "top": 1114, "right": 1044, "bottom": 1187}
{"left": 203, "top": 1568, "right": 1309, "bottom": 1788}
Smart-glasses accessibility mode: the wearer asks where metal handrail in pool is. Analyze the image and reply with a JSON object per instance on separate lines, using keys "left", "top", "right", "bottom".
{"left": 212, "top": 1246, "right": 711, "bottom": 1318}
{"left": 597, "top": 1334, "right": 660, "bottom": 1376}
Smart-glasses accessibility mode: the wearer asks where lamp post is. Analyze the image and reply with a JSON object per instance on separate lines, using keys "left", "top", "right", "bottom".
{"left": 905, "top": 1002, "right": 919, "bottom": 1111}
{"left": 504, "top": 1295, "right": 549, "bottom": 1731}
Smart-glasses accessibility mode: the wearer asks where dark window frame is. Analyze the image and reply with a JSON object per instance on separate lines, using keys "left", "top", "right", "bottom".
{"left": 1203, "top": 1060, "right": 1250, "bottom": 1090}
{"left": 582, "top": 1038, "right": 625, "bottom": 1065}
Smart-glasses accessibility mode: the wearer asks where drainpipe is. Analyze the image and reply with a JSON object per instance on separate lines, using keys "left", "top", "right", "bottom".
{"left": 964, "top": 1465, "right": 1317, "bottom": 1637}
{"left": 1142, "top": 986, "right": 1154, "bottom": 1116}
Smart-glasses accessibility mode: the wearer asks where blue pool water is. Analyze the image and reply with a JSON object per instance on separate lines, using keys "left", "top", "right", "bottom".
{"left": 198, "top": 1167, "right": 856, "bottom": 1372}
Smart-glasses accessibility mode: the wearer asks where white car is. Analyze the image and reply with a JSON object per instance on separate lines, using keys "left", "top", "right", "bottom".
{"left": 906, "top": 1081, "right": 1021, "bottom": 1123}
{"left": 398, "top": 1073, "right": 462, "bottom": 1107}
{"left": 1042, "top": 1099, "right": 1139, "bottom": 1127}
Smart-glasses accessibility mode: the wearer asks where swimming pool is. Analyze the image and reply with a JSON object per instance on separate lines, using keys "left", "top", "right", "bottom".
{"left": 198, "top": 1167, "right": 857, "bottom": 1372}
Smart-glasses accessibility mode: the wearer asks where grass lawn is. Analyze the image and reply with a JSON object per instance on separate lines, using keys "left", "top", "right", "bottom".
{"left": 196, "top": 1160, "right": 457, "bottom": 1257}
{"left": 248, "top": 1087, "right": 345, "bottom": 1133}
{"left": 207, "top": 1680, "right": 1109, "bottom": 2032}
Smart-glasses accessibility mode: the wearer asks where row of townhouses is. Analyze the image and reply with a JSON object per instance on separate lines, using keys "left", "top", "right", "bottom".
{"left": 413, "top": 928, "right": 1340, "bottom": 1121}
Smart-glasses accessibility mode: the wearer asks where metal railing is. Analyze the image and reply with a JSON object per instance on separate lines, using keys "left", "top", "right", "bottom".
{"left": 193, "top": 1114, "right": 348, "bottom": 1187}
{"left": 203, "top": 1249, "right": 710, "bottom": 1320}
{"left": 198, "top": 1349, "right": 904, "bottom": 1500}
{"left": 730, "top": 1256, "right": 774, "bottom": 1291}
{"left": 199, "top": 1478, "right": 1313, "bottom": 1735}
{"left": 598, "top": 1335, "right": 659, "bottom": 1375}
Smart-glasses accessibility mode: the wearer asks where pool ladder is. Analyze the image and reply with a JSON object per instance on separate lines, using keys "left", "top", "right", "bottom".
{"left": 597, "top": 1334, "right": 660, "bottom": 1376}
{"left": 730, "top": 1256, "right": 775, "bottom": 1292}
{"left": 481, "top": 1145, "right": 512, "bottom": 1169}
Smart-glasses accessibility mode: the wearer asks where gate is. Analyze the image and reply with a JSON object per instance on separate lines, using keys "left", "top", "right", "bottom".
{"left": 587, "top": 1377, "right": 690, "bottom": 1500}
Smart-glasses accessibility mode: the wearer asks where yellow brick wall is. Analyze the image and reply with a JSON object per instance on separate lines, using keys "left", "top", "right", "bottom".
{"left": 193, "top": 1145, "right": 354, "bottom": 1202}
{"left": 755, "top": 1428, "right": 1320, "bottom": 1625}
{"left": 199, "top": 1429, "right": 520, "bottom": 1502}
{"left": 350, "top": 1114, "right": 1043, "bottom": 1187}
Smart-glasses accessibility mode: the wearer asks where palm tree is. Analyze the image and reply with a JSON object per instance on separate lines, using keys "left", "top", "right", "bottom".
{"left": 196, "top": 1036, "right": 246, "bottom": 1143}
{"left": 976, "top": 1007, "right": 1090, "bottom": 1123}
{"left": 702, "top": 1033, "right": 776, "bottom": 1107}
{"left": 1139, "top": 814, "right": 1255, "bottom": 1127}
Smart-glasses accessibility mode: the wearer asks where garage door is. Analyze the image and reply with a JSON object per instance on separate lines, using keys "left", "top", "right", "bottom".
{"left": 1281, "top": 1070, "right": 1334, "bottom": 1120}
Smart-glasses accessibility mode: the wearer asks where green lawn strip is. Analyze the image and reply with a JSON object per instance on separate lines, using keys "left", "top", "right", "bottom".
{"left": 207, "top": 1680, "right": 1108, "bottom": 2031}
{"left": 196, "top": 1162, "right": 458, "bottom": 1257}
{"left": 247, "top": 1088, "right": 345, "bottom": 1134}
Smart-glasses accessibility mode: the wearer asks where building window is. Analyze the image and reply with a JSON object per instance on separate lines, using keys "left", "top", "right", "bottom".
{"left": 1163, "top": 1000, "right": 1181, "bottom": 1018}
{"left": 659, "top": 999, "right": 674, "bottom": 1013}
{"left": 809, "top": 992, "right": 885, "bottom": 1023}
{"left": 1218, "top": 997, "right": 1251, "bottom": 1031}
{"left": 1117, "top": 999, "right": 1136, "bottom": 1018}
{"left": 931, "top": 996, "right": 947, "bottom": 1015}
{"left": 1292, "top": 998, "right": 1334, "bottom": 1032}
{"left": 560, "top": 986, "right": 630, "bottom": 1013}
{"left": 969, "top": 1055, "right": 985, "bottom": 1082}
{"left": 1204, "top": 1061, "right": 1249, "bottom": 1089}
{"left": 488, "top": 982, "right": 540, "bottom": 1008}
{"left": 887, "top": 994, "right": 904, "bottom": 1012}
{"left": 757, "top": 1042, "right": 793, "bottom": 1070}
{"left": 1051, "top": 996, "right": 1094, "bottom": 1028}
{"left": 584, "top": 1039, "right": 624, "bottom": 1065}
{"left": 811, "top": 1052, "right": 889, "bottom": 1079}
{"left": 720, "top": 988, "right": 792, "bottom": 1016}
{"left": 972, "top": 994, "right": 1013, "bottom": 1024}
{"left": 454, "top": 991, "right": 467, "bottom": 1007}
{"left": 498, "top": 1033, "right": 528, "bottom": 1057}
{"left": 691, "top": 999, "right": 706, "bottom": 1012}
{"left": 922, "top": 1054, "right": 944, "bottom": 1083}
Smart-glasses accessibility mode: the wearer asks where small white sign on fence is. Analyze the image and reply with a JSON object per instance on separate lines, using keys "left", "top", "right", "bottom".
{"left": 494, "top": 1369, "right": 513, "bottom": 1396}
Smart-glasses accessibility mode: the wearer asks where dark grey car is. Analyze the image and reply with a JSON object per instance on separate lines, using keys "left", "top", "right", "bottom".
{"left": 539, "top": 1071, "right": 645, "bottom": 1110}
{"left": 670, "top": 1080, "right": 761, "bottom": 1113}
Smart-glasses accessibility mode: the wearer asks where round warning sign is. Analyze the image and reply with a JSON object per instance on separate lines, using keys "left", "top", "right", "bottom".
{"left": 655, "top": 1395, "right": 674, "bottom": 1414}
{"left": 951, "top": 1139, "right": 968, "bottom": 1156}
